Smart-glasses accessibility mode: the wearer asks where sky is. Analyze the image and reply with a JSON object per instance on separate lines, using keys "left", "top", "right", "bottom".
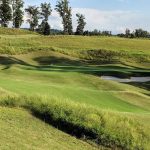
{"left": 23, "top": 0, "right": 150, "bottom": 33}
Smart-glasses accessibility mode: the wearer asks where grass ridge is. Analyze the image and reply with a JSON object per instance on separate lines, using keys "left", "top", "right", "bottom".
{"left": 0, "top": 27, "right": 37, "bottom": 35}
{"left": 0, "top": 94, "right": 149, "bottom": 150}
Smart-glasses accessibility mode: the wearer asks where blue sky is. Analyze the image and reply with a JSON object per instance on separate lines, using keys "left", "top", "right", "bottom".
{"left": 24, "top": 0, "right": 150, "bottom": 33}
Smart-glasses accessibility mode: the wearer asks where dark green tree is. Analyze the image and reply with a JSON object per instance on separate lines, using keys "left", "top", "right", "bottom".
{"left": 66, "top": 6, "right": 73, "bottom": 35}
{"left": 40, "top": 2, "right": 52, "bottom": 22}
{"left": 134, "top": 28, "right": 149, "bottom": 38}
{"left": 43, "top": 21, "right": 50, "bottom": 35}
{"left": 75, "top": 13, "right": 86, "bottom": 35}
{"left": 55, "top": 0, "right": 73, "bottom": 35}
{"left": 12, "top": 0, "right": 24, "bottom": 28}
{"left": 38, "top": 20, "right": 51, "bottom": 35}
{"left": 38, "top": 2, "right": 52, "bottom": 35}
{"left": 125, "top": 28, "right": 130, "bottom": 38}
{"left": 25, "top": 6, "right": 40, "bottom": 31}
{"left": 0, "top": 0, "right": 12, "bottom": 27}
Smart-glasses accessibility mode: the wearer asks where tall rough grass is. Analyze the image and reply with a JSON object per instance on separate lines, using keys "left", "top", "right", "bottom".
{"left": 0, "top": 32, "right": 150, "bottom": 65}
{"left": 0, "top": 92, "right": 149, "bottom": 150}
{"left": 0, "top": 27, "right": 37, "bottom": 35}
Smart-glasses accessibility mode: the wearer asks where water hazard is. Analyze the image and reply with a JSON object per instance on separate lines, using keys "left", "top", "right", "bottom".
{"left": 101, "top": 76, "right": 150, "bottom": 83}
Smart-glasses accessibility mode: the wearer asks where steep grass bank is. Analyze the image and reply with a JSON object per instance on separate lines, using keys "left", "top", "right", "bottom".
{"left": 0, "top": 107, "right": 100, "bottom": 150}
{"left": 0, "top": 92, "right": 149, "bottom": 150}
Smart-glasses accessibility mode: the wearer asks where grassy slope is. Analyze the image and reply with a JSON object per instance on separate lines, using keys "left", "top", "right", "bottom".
{"left": 0, "top": 65, "right": 149, "bottom": 113}
{"left": 0, "top": 51, "right": 149, "bottom": 149}
{"left": 0, "top": 89, "right": 149, "bottom": 150}
{"left": 1, "top": 35, "right": 150, "bottom": 53}
{"left": 0, "top": 51, "right": 149, "bottom": 113}
{"left": 0, "top": 29, "right": 150, "bottom": 149}
{"left": 0, "top": 27, "right": 37, "bottom": 35}
{"left": 0, "top": 34, "right": 149, "bottom": 68}
{"left": 0, "top": 107, "right": 99, "bottom": 150}
{"left": 0, "top": 27, "right": 149, "bottom": 55}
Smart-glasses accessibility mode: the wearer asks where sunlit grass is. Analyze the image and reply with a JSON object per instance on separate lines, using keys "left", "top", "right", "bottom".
{"left": 0, "top": 28, "right": 150, "bottom": 149}
{"left": 0, "top": 91, "right": 149, "bottom": 150}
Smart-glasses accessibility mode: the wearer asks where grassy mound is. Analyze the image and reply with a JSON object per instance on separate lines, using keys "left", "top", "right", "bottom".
{"left": 0, "top": 27, "right": 37, "bottom": 35}
{"left": 0, "top": 35, "right": 149, "bottom": 68}
{"left": 0, "top": 107, "right": 99, "bottom": 150}
{"left": 0, "top": 94, "right": 149, "bottom": 150}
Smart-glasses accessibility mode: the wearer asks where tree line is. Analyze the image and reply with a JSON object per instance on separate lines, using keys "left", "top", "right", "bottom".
{"left": 0, "top": 0, "right": 86, "bottom": 35}
{"left": 83, "top": 29, "right": 112, "bottom": 36}
{"left": 0, "top": 0, "right": 150, "bottom": 38}
{"left": 118, "top": 28, "right": 150, "bottom": 38}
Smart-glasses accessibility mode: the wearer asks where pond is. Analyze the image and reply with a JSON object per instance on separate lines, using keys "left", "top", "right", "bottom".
{"left": 101, "top": 76, "right": 150, "bottom": 83}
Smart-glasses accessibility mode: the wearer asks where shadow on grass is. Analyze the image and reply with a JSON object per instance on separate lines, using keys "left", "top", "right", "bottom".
{"left": 34, "top": 56, "right": 84, "bottom": 66}
{"left": 31, "top": 109, "right": 98, "bottom": 142}
{"left": 33, "top": 56, "right": 150, "bottom": 77}
{"left": 125, "top": 82, "right": 150, "bottom": 92}
{"left": 0, "top": 56, "right": 33, "bottom": 70}
{"left": 0, "top": 55, "right": 149, "bottom": 78}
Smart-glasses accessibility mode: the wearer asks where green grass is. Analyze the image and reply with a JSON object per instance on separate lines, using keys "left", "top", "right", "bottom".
{"left": 0, "top": 28, "right": 150, "bottom": 55}
{"left": 0, "top": 34, "right": 150, "bottom": 68}
{"left": 0, "top": 92, "right": 149, "bottom": 150}
{"left": 0, "top": 107, "right": 99, "bottom": 150}
{"left": 0, "top": 63, "right": 149, "bottom": 112}
{"left": 0, "top": 27, "right": 38, "bottom": 35}
{"left": 0, "top": 53, "right": 149, "bottom": 149}
{"left": 0, "top": 30, "right": 150, "bottom": 149}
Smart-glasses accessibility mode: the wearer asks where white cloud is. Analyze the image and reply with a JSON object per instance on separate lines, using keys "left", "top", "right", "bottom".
{"left": 72, "top": 8, "right": 150, "bottom": 33}
{"left": 22, "top": 8, "right": 150, "bottom": 34}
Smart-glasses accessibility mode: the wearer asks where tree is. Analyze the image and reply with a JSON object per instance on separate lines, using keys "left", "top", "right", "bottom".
{"left": 125, "top": 28, "right": 130, "bottom": 38}
{"left": 134, "top": 28, "right": 149, "bottom": 38}
{"left": 118, "top": 28, "right": 150, "bottom": 38}
{"left": 66, "top": 7, "right": 73, "bottom": 34}
{"left": 12, "top": 0, "right": 24, "bottom": 28}
{"left": 102, "top": 31, "right": 112, "bottom": 36}
{"left": 55, "top": 0, "right": 73, "bottom": 35}
{"left": 40, "top": 2, "right": 52, "bottom": 22}
{"left": 83, "top": 30, "right": 89, "bottom": 36}
{"left": 38, "top": 20, "right": 51, "bottom": 35}
{"left": 75, "top": 13, "right": 86, "bottom": 35}
{"left": 25, "top": 6, "right": 40, "bottom": 31}
{"left": 43, "top": 21, "right": 50, "bottom": 35}
{"left": 38, "top": 2, "right": 52, "bottom": 35}
{"left": 93, "top": 29, "right": 99, "bottom": 36}
{"left": 0, "top": 0, "right": 12, "bottom": 27}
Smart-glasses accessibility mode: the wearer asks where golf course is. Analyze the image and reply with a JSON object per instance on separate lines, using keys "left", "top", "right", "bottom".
{"left": 0, "top": 27, "right": 150, "bottom": 150}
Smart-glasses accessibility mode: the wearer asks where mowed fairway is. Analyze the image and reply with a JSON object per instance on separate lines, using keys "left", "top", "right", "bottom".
{"left": 0, "top": 28, "right": 150, "bottom": 150}
{"left": 0, "top": 62, "right": 149, "bottom": 113}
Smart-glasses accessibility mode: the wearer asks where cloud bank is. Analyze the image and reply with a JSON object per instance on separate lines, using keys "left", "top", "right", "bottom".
{"left": 23, "top": 8, "right": 150, "bottom": 34}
